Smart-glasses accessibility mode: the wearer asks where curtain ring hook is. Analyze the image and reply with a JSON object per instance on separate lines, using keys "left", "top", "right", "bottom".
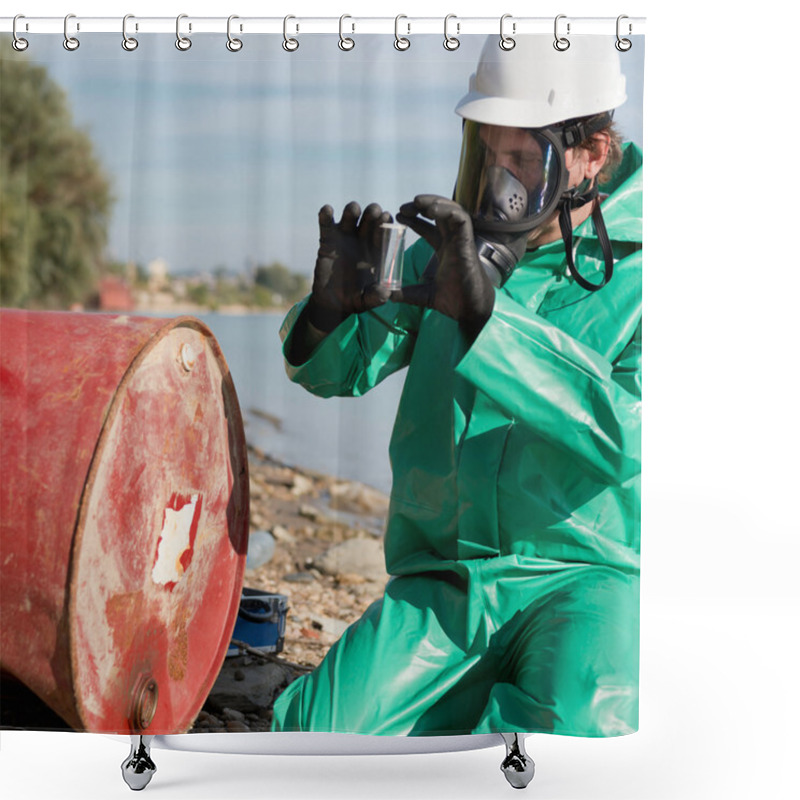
{"left": 339, "top": 14, "right": 355, "bottom": 51}
{"left": 122, "top": 14, "right": 139, "bottom": 51}
{"left": 443, "top": 14, "right": 460, "bottom": 51}
{"left": 175, "top": 13, "right": 192, "bottom": 51}
{"left": 394, "top": 14, "right": 410, "bottom": 51}
{"left": 282, "top": 15, "right": 299, "bottom": 51}
{"left": 12, "top": 15, "right": 29, "bottom": 51}
{"left": 226, "top": 14, "right": 243, "bottom": 51}
{"left": 63, "top": 13, "right": 80, "bottom": 51}
{"left": 553, "top": 14, "right": 570, "bottom": 51}
{"left": 499, "top": 14, "right": 516, "bottom": 51}
{"left": 615, "top": 15, "right": 632, "bottom": 51}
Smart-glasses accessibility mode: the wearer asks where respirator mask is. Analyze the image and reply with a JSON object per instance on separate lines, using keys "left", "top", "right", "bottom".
{"left": 453, "top": 114, "right": 615, "bottom": 290}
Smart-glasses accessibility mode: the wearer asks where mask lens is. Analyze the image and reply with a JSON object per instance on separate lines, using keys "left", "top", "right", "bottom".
{"left": 454, "top": 121, "right": 562, "bottom": 231}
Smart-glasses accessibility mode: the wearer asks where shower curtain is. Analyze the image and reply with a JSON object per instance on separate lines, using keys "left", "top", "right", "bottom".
{"left": 0, "top": 19, "right": 644, "bottom": 743}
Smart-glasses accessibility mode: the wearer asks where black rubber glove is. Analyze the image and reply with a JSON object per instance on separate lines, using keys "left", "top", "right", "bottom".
{"left": 306, "top": 201, "right": 393, "bottom": 333}
{"left": 394, "top": 195, "right": 495, "bottom": 343}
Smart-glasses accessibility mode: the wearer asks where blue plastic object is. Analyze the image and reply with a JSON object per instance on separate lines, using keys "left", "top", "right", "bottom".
{"left": 227, "top": 588, "right": 288, "bottom": 657}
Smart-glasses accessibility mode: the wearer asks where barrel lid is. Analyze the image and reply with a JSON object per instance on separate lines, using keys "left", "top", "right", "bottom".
{"left": 68, "top": 318, "right": 248, "bottom": 734}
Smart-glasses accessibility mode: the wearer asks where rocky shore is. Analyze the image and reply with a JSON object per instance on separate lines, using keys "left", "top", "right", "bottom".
{"left": 189, "top": 445, "right": 390, "bottom": 733}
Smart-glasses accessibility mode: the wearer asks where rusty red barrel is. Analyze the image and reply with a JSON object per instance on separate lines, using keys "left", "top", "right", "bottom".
{"left": 0, "top": 310, "right": 249, "bottom": 734}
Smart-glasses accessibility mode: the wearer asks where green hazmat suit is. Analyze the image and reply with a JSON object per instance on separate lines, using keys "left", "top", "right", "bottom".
{"left": 272, "top": 143, "right": 643, "bottom": 738}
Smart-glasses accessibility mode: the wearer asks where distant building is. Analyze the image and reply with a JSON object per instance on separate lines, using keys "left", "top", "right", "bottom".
{"left": 97, "top": 276, "right": 135, "bottom": 311}
{"left": 147, "top": 258, "right": 169, "bottom": 292}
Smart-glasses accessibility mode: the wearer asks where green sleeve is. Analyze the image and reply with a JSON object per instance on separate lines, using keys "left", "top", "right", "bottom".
{"left": 456, "top": 290, "right": 641, "bottom": 486}
{"left": 279, "top": 240, "right": 433, "bottom": 398}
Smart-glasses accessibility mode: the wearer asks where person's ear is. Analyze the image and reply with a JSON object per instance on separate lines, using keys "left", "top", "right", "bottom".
{"left": 584, "top": 132, "right": 610, "bottom": 182}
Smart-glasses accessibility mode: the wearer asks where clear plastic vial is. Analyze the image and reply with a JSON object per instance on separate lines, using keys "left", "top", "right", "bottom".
{"left": 378, "top": 223, "right": 407, "bottom": 289}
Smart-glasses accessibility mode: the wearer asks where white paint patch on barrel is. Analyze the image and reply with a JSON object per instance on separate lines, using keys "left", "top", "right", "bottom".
{"left": 152, "top": 493, "right": 200, "bottom": 586}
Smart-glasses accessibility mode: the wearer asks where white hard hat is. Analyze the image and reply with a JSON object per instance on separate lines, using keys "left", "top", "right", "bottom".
{"left": 455, "top": 35, "right": 627, "bottom": 129}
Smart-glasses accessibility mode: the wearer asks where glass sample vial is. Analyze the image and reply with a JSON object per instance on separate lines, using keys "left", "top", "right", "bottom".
{"left": 378, "top": 223, "right": 407, "bottom": 290}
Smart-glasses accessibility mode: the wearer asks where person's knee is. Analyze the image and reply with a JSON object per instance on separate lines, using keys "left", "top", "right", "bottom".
{"left": 492, "top": 568, "right": 639, "bottom": 735}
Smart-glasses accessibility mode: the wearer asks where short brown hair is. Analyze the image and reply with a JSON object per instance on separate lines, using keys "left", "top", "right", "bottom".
{"left": 577, "top": 120, "right": 624, "bottom": 186}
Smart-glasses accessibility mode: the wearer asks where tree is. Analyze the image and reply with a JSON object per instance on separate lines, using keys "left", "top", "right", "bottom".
{"left": 253, "top": 262, "right": 308, "bottom": 303}
{"left": 0, "top": 43, "right": 112, "bottom": 308}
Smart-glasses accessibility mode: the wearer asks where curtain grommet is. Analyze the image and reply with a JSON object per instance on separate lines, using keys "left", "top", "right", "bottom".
{"left": 122, "top": 14, "right": 138, "bottom": 51}
{"left": 63, "top": 14, "right": 80, "bottom": 51}
{"left": 338, "top": 14, "right": 355, "bottom": 51}
{"left": 499, "top": 14, "right": 516, "bottom": 51}
{"left": 615, "top": 15, "right": 633, "bottom": 51}
{"left": 175, "top": 14, "right": 192, "bottom": 51}
{"left": 282, "top": 15, "right": 299, "bottom": 52}
{"left": 226, "top": 15, "right": 243, "bottom": 52}
{"left": 12, "top": 15, "right": 29, "bottom": 51}
{"left": 553, "top": 14, "right": 570, "bottom": 51}
{"left": 443, "top": 14, "right": 460, "bottom": 51}
{"left": 394, "top": 15, "right": 410, "bottom": 51}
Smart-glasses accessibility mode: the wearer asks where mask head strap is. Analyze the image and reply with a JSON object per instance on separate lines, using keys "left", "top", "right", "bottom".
{"left": 558, "top": 185, "right": 615, "bottom": 292}
{"left": 552, "top": 111, "right": 616, "bottom": 291}
{"left": 554, "top": 111, "right": 614, "bottom": 149}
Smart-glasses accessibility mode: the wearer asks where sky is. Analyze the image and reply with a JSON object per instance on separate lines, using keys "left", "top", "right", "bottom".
{"left": 11, "top": 31, "right": 644, "bottom": 278}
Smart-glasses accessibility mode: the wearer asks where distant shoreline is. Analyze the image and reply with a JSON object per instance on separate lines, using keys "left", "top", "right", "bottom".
{"left": 132, "top": 302, "right": 291, "bottom": 316}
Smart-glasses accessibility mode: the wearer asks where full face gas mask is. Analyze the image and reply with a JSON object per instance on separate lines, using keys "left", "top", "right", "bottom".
{"left": 453, "top": 113, "right": 616, "bottom": 290}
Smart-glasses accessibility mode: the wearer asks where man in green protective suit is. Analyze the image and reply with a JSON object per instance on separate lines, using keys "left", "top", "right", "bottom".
{"left": 272, "top": 34, "right": 642, "bottom": 742}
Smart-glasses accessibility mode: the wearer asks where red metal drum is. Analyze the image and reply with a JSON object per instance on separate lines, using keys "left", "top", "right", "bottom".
{"left": 0, "top": 310, "right": 249, "bottom": 734}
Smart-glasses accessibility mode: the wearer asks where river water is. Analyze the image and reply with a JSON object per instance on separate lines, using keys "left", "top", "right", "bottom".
{"left": 197, "top": 311, "right": 403, "bottom": 494}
